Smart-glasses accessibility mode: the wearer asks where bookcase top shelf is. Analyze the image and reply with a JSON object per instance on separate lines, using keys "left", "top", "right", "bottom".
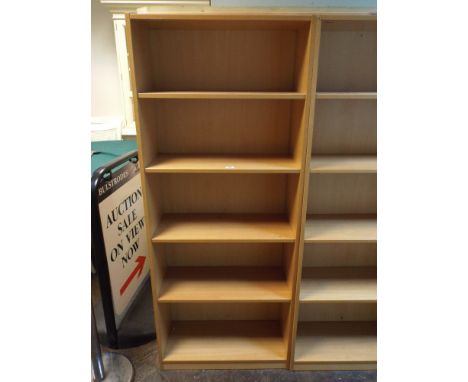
{"left": 159, "top": 267, "right": 290, "bottom": 303}
{"left": 300, "top": 267, "right": 376, "bottom": 303}
{"left": 310, "top": 155, "right": 377, "bottom": 174}
{"left": 316, "top": 92, "right": 377, "bottom": 100}
{"left": 152, "top": 214, "right": 296, "bottom": 243}
{"left": 138, "top": 92, "right": 307, "bottom": 100}
{"left": 131, "top": 7, "right": 376, "bottom": 20}
{"left": 304, "top": 215, "right": 377, "bottom": 243}
{"left": 146, "top": 155, "right": 301, "bottom": 174}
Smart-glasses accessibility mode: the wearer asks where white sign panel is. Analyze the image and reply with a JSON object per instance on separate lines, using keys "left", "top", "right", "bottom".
{"left": 97, "top": 162, "right": 149, "bottom": 327}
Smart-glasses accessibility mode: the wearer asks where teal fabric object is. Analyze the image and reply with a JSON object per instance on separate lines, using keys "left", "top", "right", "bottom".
{"left": 91, "top": 140, "right": 137, "bottom": 174}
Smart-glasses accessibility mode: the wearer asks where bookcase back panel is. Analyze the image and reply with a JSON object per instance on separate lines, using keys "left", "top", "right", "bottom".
{"left": 299, "top": 303, "right": 377, "bottom": 322}
{"left": 170, "top": 302, "right": 287, "bottom": 321}
{"left": 303, "top": 243, "right": 377, "bottom": 267}
{"left": 162, "top": 243, "right": 284, "bottom": 267}
{"left": 312, "top": 99, "right": 376, "bottom": 154}
{"left": 151, "top": 174, "right": 294, "bottom": 214}
{"left": 150, "top": 29, "right": 296, "bottom": 91}
{"left": 141, "top": 99, "right": 296, "bottom": 156}
{"left": 317, "top": 20, "right": 376, "bottom": 92}
{"left": 307, "top": 174, "right": 377, "bottom": 214}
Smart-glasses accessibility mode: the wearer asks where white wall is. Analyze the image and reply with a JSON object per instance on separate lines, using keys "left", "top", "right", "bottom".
{"left": 91, "top": 0, "right": 123, "bottom": 119}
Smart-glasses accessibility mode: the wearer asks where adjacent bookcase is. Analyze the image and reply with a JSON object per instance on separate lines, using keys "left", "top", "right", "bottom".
{"left": 290, "top": 17, "right": 377, "bottom": 370}
{"left": 127, "top": 13, "right": 318, "bottom": 370}
{"left": 126, "top": 9, "right": 376, "bottom": 371}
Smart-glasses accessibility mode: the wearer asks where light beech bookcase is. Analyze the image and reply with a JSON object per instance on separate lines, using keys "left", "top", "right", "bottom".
{"left": 290, "top": 16, "right": 377, "bottom": 371}
{"left": 126, "top": 8, "right": 376, "bottom": 371}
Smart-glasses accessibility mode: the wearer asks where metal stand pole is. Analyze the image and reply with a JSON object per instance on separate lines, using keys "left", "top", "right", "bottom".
{"left": 92, "top": 304, "right": 105, "bottom": 380}
{"left": 92, "top": 304, "right": 134, "bottom": 382}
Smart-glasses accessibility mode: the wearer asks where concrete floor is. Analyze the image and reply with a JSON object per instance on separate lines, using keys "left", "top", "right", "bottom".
{"left": 108, "top": 340, "right": 377, "bottom": 382}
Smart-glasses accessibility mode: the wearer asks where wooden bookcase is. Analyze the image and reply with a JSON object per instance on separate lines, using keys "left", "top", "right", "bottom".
{"left": 290, "top": 17, "right": 377, "bottom": 370}
{"left": 126, "top": 13, "right": 318, "bottom": 370}
{"left": 126, "top": 8, "right": 376, "bottom": 371}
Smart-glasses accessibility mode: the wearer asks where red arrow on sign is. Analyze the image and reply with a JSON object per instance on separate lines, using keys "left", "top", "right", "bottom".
{"left": 120, "top": 256, "right": 146, "bottom": 296}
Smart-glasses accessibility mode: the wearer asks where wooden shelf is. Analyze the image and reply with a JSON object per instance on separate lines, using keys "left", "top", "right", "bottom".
{"left": 153, "top": 214, "right": 295, "bottom": 243}
{"left": 159, "top": 267, "right": 290, "bottom": 302}
{"left": 294, "top": 322, "right": 377, "bottom": 370}
{"left": 304, "top": 215, "right": 376, "bottom": 243}
{"left": 138, "top": 91, "right": 306, "bottom": 100}
{"left": 146, "top": 155, "right": 301, "bottom": 174}
{"left": 300, "top": 267, "right": 376, "bottom": 303}
{"left": 316, "top": 92, "right": 377, "bottom": 100}
{"left": 310, "top": 155, "right": 376, "bottom": 174}
{"left": 163, "top": 320, "right": 286, "bottom": 366}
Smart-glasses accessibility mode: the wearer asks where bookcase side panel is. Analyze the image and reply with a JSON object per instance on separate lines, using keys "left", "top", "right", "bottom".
{"left": 287, "top": 17, "right": 322, "bottom": 368}
{"left": 126, "top": 15, "right": 167, "bottom": 363}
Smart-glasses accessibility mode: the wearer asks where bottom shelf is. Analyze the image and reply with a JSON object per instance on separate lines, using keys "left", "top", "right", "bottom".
{"left": 163, "top": 320, "right": 287, "bottom": 369}
{"left": 294, "top": 321, "right": 377, "bottom": 370}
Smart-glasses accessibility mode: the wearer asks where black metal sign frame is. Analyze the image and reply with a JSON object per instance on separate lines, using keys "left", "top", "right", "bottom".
{"left": 91, "top": 150, "right": 139, "bottom": 348}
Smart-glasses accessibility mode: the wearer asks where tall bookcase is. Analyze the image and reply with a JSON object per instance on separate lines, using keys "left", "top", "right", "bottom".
{"left": 127, "top": 12, "right": 318, "bottom": 370}
{"left": 126, "top": 8, "right": 376, "bottom": 371}
{"left": 291, "top": 17, "right": 377, "bottom": 370}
